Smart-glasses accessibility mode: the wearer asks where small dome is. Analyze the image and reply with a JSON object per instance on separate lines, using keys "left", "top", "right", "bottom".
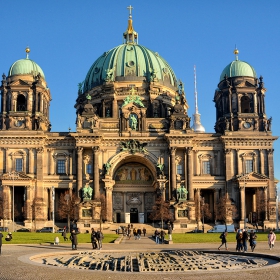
{"left": 220, "top": 59, "right": 257, "bottom": 82}
{"left": 83, "top": 44, "right": 177, "bottom": 93}
{"left": 8, "top": 58, "right": 45, "bottom": 78}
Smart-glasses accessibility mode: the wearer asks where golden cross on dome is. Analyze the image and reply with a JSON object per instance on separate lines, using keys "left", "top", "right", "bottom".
{"left": 127, "top": 5, "right": 133, "bottom": 17}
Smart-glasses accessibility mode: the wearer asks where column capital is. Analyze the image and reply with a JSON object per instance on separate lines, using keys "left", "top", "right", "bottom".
{"left": 170, "top": 147, "right": 176, "bottom": 155}
{"left": 93, "top": 146, "right": 100, "bottom": 153}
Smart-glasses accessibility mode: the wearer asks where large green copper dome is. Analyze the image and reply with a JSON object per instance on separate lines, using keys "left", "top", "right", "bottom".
{"left": 83, "top": 44, "right": 177, "bottom": 92}
{"left": 83, "top": 12, "right": 177, "bottom": 93}
{"left": 8, "top": 48, "right": 45, "bottom": 78}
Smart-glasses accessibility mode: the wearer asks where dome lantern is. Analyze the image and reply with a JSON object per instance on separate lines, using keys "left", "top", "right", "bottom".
{"left": 123, "top": 5, "right": 138, "bottom": 45}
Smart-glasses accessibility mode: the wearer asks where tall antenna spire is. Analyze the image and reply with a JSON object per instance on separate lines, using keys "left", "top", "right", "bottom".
{"left": 191, "top": 65, "right": 205, "bottom": 133}
{"left": 194, "top": 65, "right": 198, "bottom": 115}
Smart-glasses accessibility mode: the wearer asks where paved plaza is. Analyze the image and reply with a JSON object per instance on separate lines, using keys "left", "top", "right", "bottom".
{"left": 1, "top": 235, "right": 280, "bottom": 280}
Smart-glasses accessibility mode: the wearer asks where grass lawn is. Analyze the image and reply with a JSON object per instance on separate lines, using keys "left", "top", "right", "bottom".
{"left": 1, "top": 232, "right": 278, "bottom": 245}
{"left": 1, "top": 232, "right": 119, "bottom": 244}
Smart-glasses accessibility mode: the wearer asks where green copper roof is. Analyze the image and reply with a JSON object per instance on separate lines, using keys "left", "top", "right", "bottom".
{"left": 220, "top": 59, "right": 257, "bottom": 81}
{"left": 83, "top": 43, "right": 177, "bottom": 92}
{"left": 8, "top": 58, "right": 45, "bottom": 78}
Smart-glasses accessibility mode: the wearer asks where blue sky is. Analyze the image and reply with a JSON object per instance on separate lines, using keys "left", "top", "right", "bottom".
{"left": 1, "top": 0, "right": 280, "bottom": 185}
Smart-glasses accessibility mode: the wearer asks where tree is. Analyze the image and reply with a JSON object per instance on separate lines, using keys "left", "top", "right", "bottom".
{"left": 195, "top": 194, "right": 212, "bottom": 231}
{"left": 95, "top": 193, "right": 107, "bottom": 230}
{"left": 215, "top": 194, "right": 237, "bottom": 225}
{"left": 256, "top": 189, "right": 266, "bottom": 223}
{"left": 0, "top": 188, "right": 9, "bottom": 228}
{"left": 149, "top": 197, "right": 173, "bottom": 229}
{"left": 57, "top": 191, "right": 79, "bottom": 232}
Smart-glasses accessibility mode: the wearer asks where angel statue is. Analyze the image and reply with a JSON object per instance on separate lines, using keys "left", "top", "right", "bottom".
{"left": 157, "top": 163, "right": 165, "bottom": 175}
{"left": 82, "top": 184, "right": 93, "bottom": 200}
{"left": 104, "top": 162, "right": 111, "bottom": 175}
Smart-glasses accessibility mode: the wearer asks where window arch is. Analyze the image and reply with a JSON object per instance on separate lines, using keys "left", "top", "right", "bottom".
{"left": 11, "top": 150, "right": 26, "bottom": 172}
{"left": 240, "top": 152, "right": 256, "bottom": 174}
{"left": 198, "top": 154, "right": 212, "bottom": 175}
{"left": 241, "top": 94, "right": 253, "bottom": 113}
{"left": 53, "top": 153, "right": 69, "bottom": 175}
{"left": 17, "top": 94, "right": 26, "bottom": 111}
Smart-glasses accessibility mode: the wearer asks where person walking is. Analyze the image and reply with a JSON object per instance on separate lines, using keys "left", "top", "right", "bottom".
{"left": 54, "top": 236, "right": 60, "bottom": 245}
{"left": 91, "top": 228, "right": 97, "bottom": 249}
{"left": 218, "top": 231, "right": 228, "bottom": 250}
{"left": 268, "top": 230, "right": 276, "bottom": 250}
{"left": 154, "top": 229, "right": 160, "bottom": 244}
{"left": 236, "top": 229, "right": 243, "bottom": 252}
{"left": 249, "top": 230, "right": 257, "bottom": 252}
{"left": 142, "top": 227, "right": 146, "bottom": 237}
{"left": 242, "top": 229, "right": 248, "bottom": 252}
{"left": 133, "top": 228, "right": 137, "bottom": 240}
{"left": 62, "top": 228, "right": 68, "bottom": 241}
{"left": 70, "top": 229, "right": 79, "bottom": 250}
{"left": 0, "top": 230, "right": 3, "bottom": 255}
{"left": 160, "top": 229, "right": 166, "bottom": 244}
{"left": 168, "top": 224, "right": 173, "bottom": 241}
{"left": 96, "top": 229, "right": 103, "bottom": 250}
{"left": 137, "top": 228, "right": 142, "bottom": 240}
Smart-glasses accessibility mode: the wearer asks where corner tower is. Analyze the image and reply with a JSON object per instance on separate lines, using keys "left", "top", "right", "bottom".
{"left": 213, "top": 48, "right": 269, "bottom": 134}
{"left": 0, "top": 47, "right": 52, "bottom": 131}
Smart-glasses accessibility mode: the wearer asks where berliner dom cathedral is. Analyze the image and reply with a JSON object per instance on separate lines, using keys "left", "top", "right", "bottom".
{"left": 0, "top": 7, "right": 277, "bottom": 232}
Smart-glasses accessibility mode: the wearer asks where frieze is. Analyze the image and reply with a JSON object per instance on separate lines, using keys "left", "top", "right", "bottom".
{"left": 120, "top": 139, "right": 148, "bottom": 154}
{"left": 148, "top": 123, "right": 166, "bottom": 129}
{"left": 100, "top": 123, "right": 119, "bottom": 129}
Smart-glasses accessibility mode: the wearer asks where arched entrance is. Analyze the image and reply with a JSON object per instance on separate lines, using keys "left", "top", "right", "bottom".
{"left": 112, "top": 160, "right": 156, "bottom": 223}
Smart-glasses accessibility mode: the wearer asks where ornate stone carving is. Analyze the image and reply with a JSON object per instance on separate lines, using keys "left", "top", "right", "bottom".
{"left": 120, "top": 139, "right": 147, "bottom": 154}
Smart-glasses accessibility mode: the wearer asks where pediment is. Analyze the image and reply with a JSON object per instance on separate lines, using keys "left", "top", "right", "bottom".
{"left": 0, "top": 172, "right": 33, "bottom": 181}
{"left": 9, "top": 79, "right": 31, "bottom": 87}
{"left": 122, "top": 101, "right": 144, "bottom": 110}
{"left": 235, "top": 172, "right": 269, "bottom": 182}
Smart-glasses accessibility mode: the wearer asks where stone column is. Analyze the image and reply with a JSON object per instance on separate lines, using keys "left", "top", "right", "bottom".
{"left": 170, "top": 147, "right": 176, "bottom": 198}
{"left": 28, "top": 148, "right": 33, "bottom": 174}
{"left": 268, "top": 149, "right": 275, "bottom": 199}
{"left": 103, "top": 182, "right": 114, "bottom": 222}
{"left": 0, "top": 148, "right": 3, "bottom": 173}
{"left": 187, "top": 148, "right": 194, "bottom": 201}
{"left": 72, "top": 149, "right": 76, "bottom": 175}
{"left": 93, "top": 146, "right": 100, "bottom": 199}
{"left": 240, "top": 186, "right": 245, "bottom": 221}
{"left": 258, "top": 149, "right": 262, "bottom": 174}
{"left": 224, "top": 149, "right": 232, "bottom": 193}
{"left": 184, "top": 149, "right": 188, "bottom": 197}
{"left": 264, "top": 187, "right": 268, "bottom": 221}
{"left": 113, "top": 98, "right": 118, "bottom": 118}
{"left": 69, "top": 153, "right": 73, "bottom": 175}
{"left": 77, "top": 147, "right": 83, "bottom": 195}
{"left": 5, "top": 148, "right": 9, "bottom": 172}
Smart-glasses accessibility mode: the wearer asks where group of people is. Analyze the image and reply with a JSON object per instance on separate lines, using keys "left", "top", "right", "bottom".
{"left": 218, "top": 228, "right": 276, "bottom": 252}
{"left": 90, "top": 228, "right": 103, "bottom": 250}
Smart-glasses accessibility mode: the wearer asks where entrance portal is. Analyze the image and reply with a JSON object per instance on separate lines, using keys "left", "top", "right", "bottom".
{"left": 130, "top": 208, "right": 138, "bottom": 223}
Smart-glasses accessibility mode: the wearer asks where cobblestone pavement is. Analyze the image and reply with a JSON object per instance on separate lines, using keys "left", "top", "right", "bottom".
{"left": 1, "top": 235, "right": 280, "bottom": 280}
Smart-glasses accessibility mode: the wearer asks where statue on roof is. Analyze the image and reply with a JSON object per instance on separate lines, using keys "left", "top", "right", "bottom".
{"left": 105, "top": 68, "right": 114, "bottom": 82}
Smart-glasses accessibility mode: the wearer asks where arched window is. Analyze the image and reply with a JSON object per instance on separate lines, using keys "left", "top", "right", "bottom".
{"left": 17, "top": 94, "right": 26, "bottom": 111}
{"left": 241, "top": 94, "right": 253, "bottom": 113}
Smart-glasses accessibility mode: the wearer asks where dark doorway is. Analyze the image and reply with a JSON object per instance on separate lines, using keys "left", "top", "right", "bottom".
{"left": 130, "top": 208, "right": 138, "bottom": 223}
{"left": 116, "top": 212, "right": 121, "bottom": 223}
{"left": 14, "top": 186, "right": 25, "bottom": 222}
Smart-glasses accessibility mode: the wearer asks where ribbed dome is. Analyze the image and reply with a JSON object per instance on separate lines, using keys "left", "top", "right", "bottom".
{"left": 83, "top": 44, "right": 177, "bottom": 93}
{"left": 220, "top": 59, "right": 257, "bottom": 82}
{"left": 8, "top": 58, "right": 45, "bottom": 78}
